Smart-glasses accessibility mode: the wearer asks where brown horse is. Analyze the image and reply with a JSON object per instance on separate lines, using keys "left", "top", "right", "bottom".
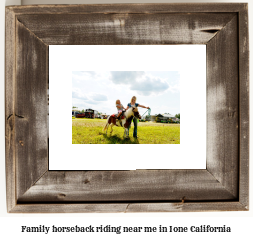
{"left": 103, "top": 107, "right": 141, "bottom": 138}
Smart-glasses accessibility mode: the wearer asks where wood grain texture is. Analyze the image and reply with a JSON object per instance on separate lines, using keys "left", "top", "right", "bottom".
{"left": 206, "top": 16, "right": 239, "bottom": 198}
{"left": 16, "top": 13, "right": 236, "bottom": 45}
{"left": 238, "top": 4, "right": 249, "bottom": 209}
{"left": 18, "top": 170, "right": 236, "bottom": 203}
{"left": 5, "top": 3, "right": 249, "bottom": 213}
{"left": 125, "top": 202, "right": 248, "bottom": 213}
{"left": 7, "top": 3, "right": 246, "bottom": 15}
{"left": 5, "top": 7, "right": 16, "bottom": 212}
{"left": 10, "top": 202, "right": 247, "bottom": 213}
{"left": 15, "top": 20, "right": 48, "bottom": 200}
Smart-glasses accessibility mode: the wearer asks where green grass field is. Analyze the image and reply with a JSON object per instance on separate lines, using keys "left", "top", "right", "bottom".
{"left": 72, "top": 118, "right": 180, "bottom": 144}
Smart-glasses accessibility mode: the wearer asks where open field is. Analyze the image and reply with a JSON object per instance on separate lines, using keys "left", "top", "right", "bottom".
{"left": 72, "top": 118, "right": 180, "bottom": 144}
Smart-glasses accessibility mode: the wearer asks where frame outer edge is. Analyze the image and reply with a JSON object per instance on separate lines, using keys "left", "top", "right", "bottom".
{"left": 17, "top": 170, "right": 236, "bottom": 203}
{"left": 5, "top": 3, "right": 249, "bottom": 213}
{"left": 238, "top": 4, "right": 249, "bottom": 209}
{"left": 5, "top": 7, "right": 17, "bottom": 212}
{"left": 6, "top": 3, "right": 248, "bottom": 14}
{"left": 206, "top": 15, "right": 239, "bottom": 197}
{"left": 10, "top": 202, "right": 247, "bottom": 213}
{"left": 15, "top": 20, "right": 48, "bottom": 200}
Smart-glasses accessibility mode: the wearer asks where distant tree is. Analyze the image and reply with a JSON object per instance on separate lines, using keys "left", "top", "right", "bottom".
{"left": 81, "top": 109, "right": 85, "bottom": 113}
{"left": 175, "top": 113, "right": 180, "bottom": 119}
{"left": 72, "top": 106, "right": 78, "bottom": 109}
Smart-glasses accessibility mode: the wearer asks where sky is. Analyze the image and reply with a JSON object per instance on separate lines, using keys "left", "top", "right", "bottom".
{"left": 72, "top": 71, "right": 180, "bottom": 116}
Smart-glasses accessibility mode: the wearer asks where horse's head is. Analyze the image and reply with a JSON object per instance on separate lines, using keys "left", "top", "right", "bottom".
{"left": 132, "top": 107, "right": 142, "bottom": 119}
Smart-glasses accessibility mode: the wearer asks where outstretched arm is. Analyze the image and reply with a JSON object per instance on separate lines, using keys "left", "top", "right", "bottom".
{"left": 138, "top": 104, "right": 150, "bottom": 109}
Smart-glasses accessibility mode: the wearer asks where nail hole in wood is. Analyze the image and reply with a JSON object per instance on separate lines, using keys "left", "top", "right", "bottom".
{"left": 57, "top": 193, "right": 66, "bottom": 198}
{"left": 84, "top": 179, "right": 90, "bottom": 184}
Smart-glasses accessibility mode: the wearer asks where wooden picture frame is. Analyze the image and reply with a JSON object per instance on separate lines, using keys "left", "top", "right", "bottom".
{"left": 5, "top": 3, "right": 249, "bottom": 213}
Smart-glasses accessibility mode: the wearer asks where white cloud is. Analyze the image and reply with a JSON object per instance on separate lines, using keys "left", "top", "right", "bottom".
{"left": 110, "top": 71, "right": 145, "bottom": 85}
{"left": 72, "top": 71, "right": 180, "bottom": 115}
{"left": 130, "top": 75, "right": 169, "bottom": 96}
{"left": 72, "top": 88, "right": 88, "bottom": 100}
{"left": 72, "top": 88, "right": 108, "bottom": 111}
{"left": 167, "top": 83, "right": 180, "bottom": 93}
{"left": 110, "top": 71, "right": 170, "bottom": 96}
{"left": 86, "top": 100, "right": 100, "bottom": 105}
{"left": 90, "top": 93, "right": 108, "bottom": 101}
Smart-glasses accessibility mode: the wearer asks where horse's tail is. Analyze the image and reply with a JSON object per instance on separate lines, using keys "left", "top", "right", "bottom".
{"left": 103, "top": 116, "right": 110, "bottom": 131}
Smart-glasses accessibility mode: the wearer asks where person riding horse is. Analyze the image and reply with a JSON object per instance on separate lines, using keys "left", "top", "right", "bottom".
{"left": 103, "top": 106, "right": 141, "bottom": 138}
{"left": 115, "top": 99, "right": 126, "bottom": 120}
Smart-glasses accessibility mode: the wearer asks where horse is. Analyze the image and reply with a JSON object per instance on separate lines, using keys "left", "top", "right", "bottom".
{"left": 103, "top": 107, "right": 141, "bottom": 138}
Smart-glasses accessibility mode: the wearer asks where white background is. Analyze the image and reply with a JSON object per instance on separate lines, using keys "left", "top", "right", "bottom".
{"left": 49, "top": 45, "right": 206, "bottom": 170}
{"left": 1, "top": 0, "right": 252, "bottom": 237}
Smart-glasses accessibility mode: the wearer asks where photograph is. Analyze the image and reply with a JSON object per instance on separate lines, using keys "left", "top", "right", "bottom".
{"left": 72, "top": 71, "right": 180, "bottom": 144}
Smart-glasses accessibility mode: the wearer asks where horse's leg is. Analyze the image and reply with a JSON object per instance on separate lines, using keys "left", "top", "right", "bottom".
{"left": 110, "top": 124, "right": 114, "bottom": 135}
{"left": 103, "top": 116, "right": 110, "bottom": 134}
{"left": 124, "top": 128, "right": 129, "bottom": 138}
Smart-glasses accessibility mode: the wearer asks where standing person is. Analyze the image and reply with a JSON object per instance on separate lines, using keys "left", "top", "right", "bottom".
{"left": 125, "top": 96, "right": 149, "bottom": 138}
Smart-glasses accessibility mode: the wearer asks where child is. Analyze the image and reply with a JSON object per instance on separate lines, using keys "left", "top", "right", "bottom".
{"left": 116, "top": 99, "right": 125, "bottom": 119}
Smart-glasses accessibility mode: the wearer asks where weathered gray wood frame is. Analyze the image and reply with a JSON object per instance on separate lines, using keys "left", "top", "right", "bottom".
{"left": 5, "top": 4, "right": 249, "bottom": 213}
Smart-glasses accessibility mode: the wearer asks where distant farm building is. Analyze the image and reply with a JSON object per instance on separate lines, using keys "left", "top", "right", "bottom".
{"left": 163, "top": 113, "right": 177, "bottom": 120}
{"left": 73, "top": 108, "right": 98, "bottom": 118}
{"left": 155, "top": 113, "right": 179, "bottom": 123}
{"left": 72, "top": 109, "right": 80, "bottom": 117}
{"left": 83, "top": 109, "right": 98, "bottom": 118}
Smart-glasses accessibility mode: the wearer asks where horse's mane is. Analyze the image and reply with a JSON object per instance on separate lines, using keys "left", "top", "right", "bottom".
{"left": 125, "top": 107, "right": 138, "bottom": 119}
{"left": 125, "top": 108, "right": 133, "bottom": 119}
{"left": 125, "top": 107, "right": 133, "bottom": 118}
